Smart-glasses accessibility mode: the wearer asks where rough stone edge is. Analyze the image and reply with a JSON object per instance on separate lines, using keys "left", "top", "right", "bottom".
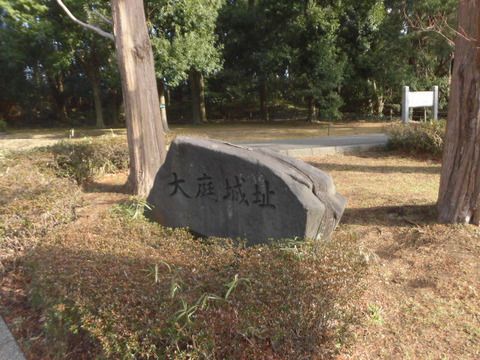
{"left": 168, "top": 136, "right": 347, "bottom": 241}
{"left": 0, "top": 316, "right": 25, "bottom": 360}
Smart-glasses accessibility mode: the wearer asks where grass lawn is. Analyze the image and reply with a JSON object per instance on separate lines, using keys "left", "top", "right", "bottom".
{"left": 0, "top": 139, "right": 478, "bottom": 359}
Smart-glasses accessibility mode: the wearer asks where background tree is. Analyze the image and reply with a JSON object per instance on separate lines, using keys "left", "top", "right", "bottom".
{"left": 147, "top": 0, "right": 224, "bottom": 124}
{"left": 0, "top": 0, "right": 458, "bottom": 125}
{"left": 289, "top": 0, "right": 345, "bottom": 121}
{"left": 53, "top": 0, "right": 167, "bottom": 195}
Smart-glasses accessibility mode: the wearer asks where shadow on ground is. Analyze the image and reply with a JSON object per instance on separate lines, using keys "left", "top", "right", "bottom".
{"left": 313, "top": 162, "right": 440, "bottom": 174}
{"left": 342, "top": 204, "right": 438, "bottom": 227}
{"left": 83, "top": 180, "right": 130, "bottom": 194}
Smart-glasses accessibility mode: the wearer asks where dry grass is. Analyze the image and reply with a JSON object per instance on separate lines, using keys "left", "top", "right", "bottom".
{"left": 0, "top": 121, "right": 387, "bottom": 151}
{"left": 1, "top": 145, "right": 478, "bottom": 359}
{"left": 307, "top": 153, "right": 479, "bottom": 359}
{"left": 1, "top": 147, "right": 367, "bottom": 359}
{"left": 172, "top": 121, "right": 387, "bottom": 142}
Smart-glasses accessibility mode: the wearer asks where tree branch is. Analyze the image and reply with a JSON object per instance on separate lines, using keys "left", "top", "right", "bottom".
{"left": 403, "top": 6, "right": 478, "bottom": 48}
{"left": 55, "top": 0, "right": 114, "bottom": 41}
{"left": 92, "top": 9, "right": 113, "bottom": 26}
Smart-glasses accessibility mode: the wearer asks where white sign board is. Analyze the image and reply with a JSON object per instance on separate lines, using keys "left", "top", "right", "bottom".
{"left": 409, "top": 91, "right": 434, "bottom": 108}
{"left": 402, "top": 86, "right": 439, "bottom": 123}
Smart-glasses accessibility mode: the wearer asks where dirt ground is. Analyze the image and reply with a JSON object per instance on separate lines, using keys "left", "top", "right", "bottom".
{"left": 1, "top": 150, "right": 479, "bottom": 359}
{"left": 0, "top": 121, "right": 388, "bottom": 151}
{"left": 307, "top": 154, "right": 479, "bottom": 359}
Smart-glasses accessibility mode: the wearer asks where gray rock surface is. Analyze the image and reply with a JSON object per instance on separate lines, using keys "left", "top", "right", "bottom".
{"left": 147, "top": 136, "right": 346, "bottom": 245}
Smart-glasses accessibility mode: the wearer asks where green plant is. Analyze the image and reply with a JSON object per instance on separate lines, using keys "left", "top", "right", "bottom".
{"left": 0, "top": 119, "right": 7, "bottom": 132}
{"left": 111, "top": 197, "right": 152, "bottom": 220}
{"left": 387, "top": 121, "right": 445, "bottom": 157}
{"left": 368, "top": 303, "right": 385, "bottom": 325}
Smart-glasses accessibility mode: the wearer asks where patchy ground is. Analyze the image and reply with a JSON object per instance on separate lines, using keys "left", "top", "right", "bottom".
{"left": 1, "top": 146, "right": 479, "bottom": 359}
{"left": 0, "top": 121, "right": 387, "bottom": 151}
{"left": 306, "top": 154, "right": 479, "bottom": 359}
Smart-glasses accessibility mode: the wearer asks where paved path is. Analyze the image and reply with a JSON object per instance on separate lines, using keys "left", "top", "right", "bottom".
{"left": 1, "top": 131, "right": 388, "bottom": 155}
{"left": 239, "top": 133, "right": 388, "bottom": 156}
{"left": 0, "top": 317, "right": 25, "bottom": 360}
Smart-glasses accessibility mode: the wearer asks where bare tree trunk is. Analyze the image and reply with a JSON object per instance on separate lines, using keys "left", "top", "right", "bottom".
{"left": 372, "top": 80, "right": 384, "bottom": 117}
{"left": 190, "top": 69, "right": 201, "bottom": 124}
{"left": 91, "top": 75, "right": 105, "bottom": 128}
{"left": 437, "top": 0, "right": 480, "bottom": 224}
{"left": 111, "top": 0, "right": 166, "bottom": 197}
{"left": 47, "top": 73, "right": 69, "bottom": 124}
{"left": 80, "top": 51, "right": 105, "bottom": 128}
{"left": 158, "top": 80, "right": 169, "bottom": 131}
{"left": 198, "top": 72, "right": 207, "bottom": 123}
{"left": 259, "top": 80, "right": 269, "bottom": 121}
{"left": 307, "top": 96, "right": 317, "bottom": 122}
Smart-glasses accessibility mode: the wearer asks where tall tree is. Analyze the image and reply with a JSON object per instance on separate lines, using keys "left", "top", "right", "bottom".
{"left": 56, "top": 0, "right": 167, "bottom": 196}
{"left": 290, "top": 0, "right": 344, "bottom": 121}
{"left": 437, "top": 0, "right": 480, "bottom": 223}
{"left": 147, "top": 0, "right": 224, "bottom": 124}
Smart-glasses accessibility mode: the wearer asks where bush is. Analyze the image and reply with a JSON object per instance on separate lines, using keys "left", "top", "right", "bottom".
{"left": 49, "top": 136, "right": 129, "bottom": 184}
{"left": 387, "top": 121, "right": 445, "bottom": 157}
{"left": 0, "top": 150, "right": 80, "bottom": 269}
{"left": 0, "top": 119, "right": 7, "bottom": 132}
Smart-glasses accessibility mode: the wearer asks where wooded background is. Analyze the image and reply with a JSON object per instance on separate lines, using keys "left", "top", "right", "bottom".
{"left": 0, "top": 0, "right": 456, "bottom": 128}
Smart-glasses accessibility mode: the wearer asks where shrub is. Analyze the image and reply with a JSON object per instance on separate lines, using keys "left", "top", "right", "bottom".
{"left": 0, "top": 150, "right": 80, "bottom": 268}
{"left": 0, "top": 119, "right": 7, "bottom": 132}
{"left": 49, "top": 136, "right": 129, "bottom": 184}
{"left": 387, "top": 121, "right": 445, "bottom": 157}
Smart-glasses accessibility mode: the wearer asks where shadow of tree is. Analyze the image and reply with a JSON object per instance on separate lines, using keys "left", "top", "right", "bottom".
{"left": 83, "top": 180, "right": 130, "bottom": 194}
{"left": 342, "top": 204, "right": 438, "bottom": 227}
{"left": 307, "top": 161, "right": 441, "bottom": 174}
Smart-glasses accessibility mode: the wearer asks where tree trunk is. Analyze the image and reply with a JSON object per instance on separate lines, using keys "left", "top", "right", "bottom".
{"left": 91, "top": 76, "right": 105, "bottom": 128}
{"left": 307, "top": 96, "right": 318, "bottom": 122}
{"left": 158, "top": 80, "right": 169, "bottom": 131}
{"left": 259, "top": 81, "right": 269, "bottom": 121}
{"left": 111, "top": 0, "right": 167, "bottom": 197}
{"left": 79, "top": 42, "right": 105, "bottom": 129}
{"left": 47, "top": 73, "right": 69, "bottom": 124}
{"left": 372, "top": 80, "right": 384, "bottom": 117}
{"left": 190, "top": 69, "right": 201, "bottom": 124}
{"left": 198, "top": 72, "right": 207, "bottom": 123}
{"left": 437, "top": 0, "right": 480, "bottom": 224}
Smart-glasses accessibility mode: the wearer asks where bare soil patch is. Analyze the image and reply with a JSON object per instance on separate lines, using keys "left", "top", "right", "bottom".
{"left": 307, "top": 153, "right": 479, "bottom": 359}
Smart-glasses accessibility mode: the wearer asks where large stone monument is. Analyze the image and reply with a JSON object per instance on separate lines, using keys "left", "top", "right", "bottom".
{"left": 147, "top": 137, "right": 346, "bottom": 245}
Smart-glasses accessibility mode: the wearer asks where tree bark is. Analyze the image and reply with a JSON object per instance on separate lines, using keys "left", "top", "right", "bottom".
{"left": 111, "top": 0, "right": 167, "bottom": 197}
{"left": 259, "top": 80, "right": 269, "bottom": 121}
{"left": 158, "top": 80, "right": 169, "bottom": 131}
{"left": 372, "top": 80, "right": 384, "bottom": 117}
{"left": 190, "top": 69, "right": 201, "bottom": 124}
{"left": 80, "top": 50, "right": 105, "bottom": 129}
{"left": 198, "top": 71, "right": 207, "bottom": 123}
{"left": 307, "top": 96, "right": 318, "bottom": 122}
{"left": 437, "top": 0, "right": 480, "bottom": 224}
{"left": 91, "top": 76, "right": 105, "bottom": 128}
{"left": 47, "top": 73, "right": 69, "bottom": 124}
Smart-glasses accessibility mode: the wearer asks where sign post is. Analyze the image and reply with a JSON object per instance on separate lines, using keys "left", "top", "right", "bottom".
{"left": 402, "top": 86, "right": 439, "bottom": 123}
